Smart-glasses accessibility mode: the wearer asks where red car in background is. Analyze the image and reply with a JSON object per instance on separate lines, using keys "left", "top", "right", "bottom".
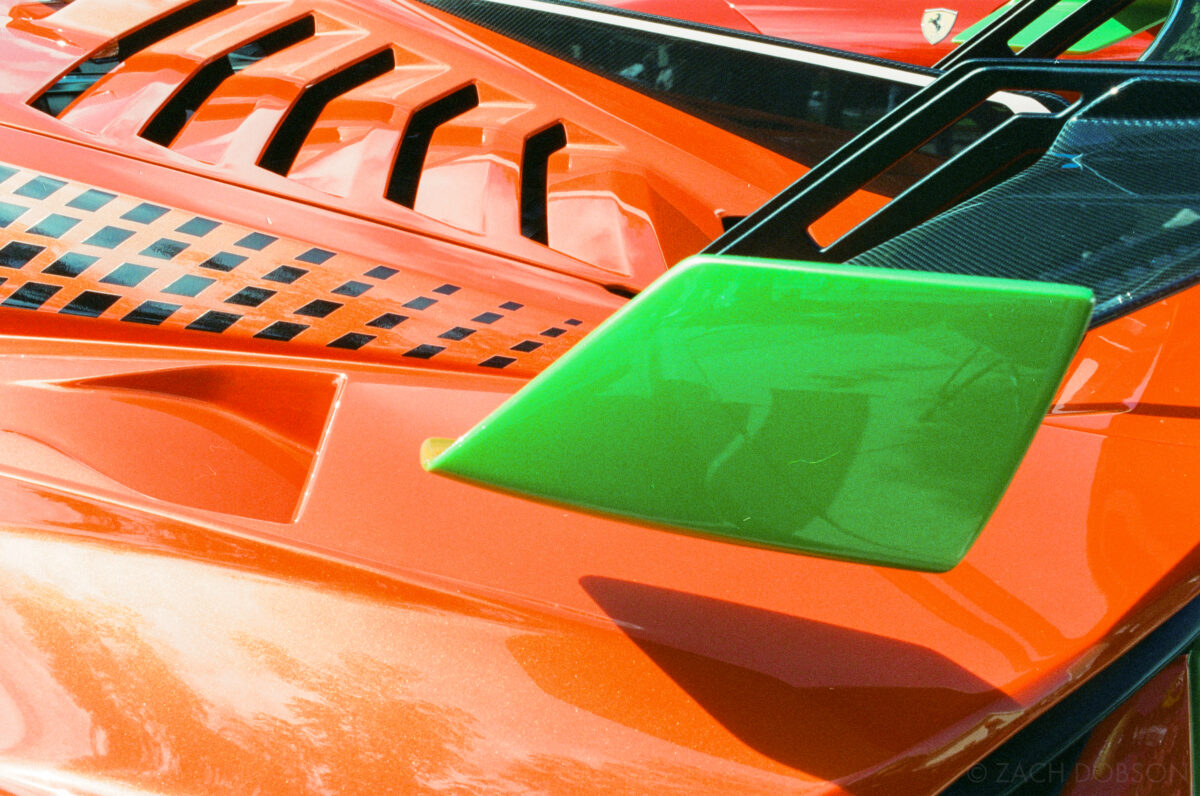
{"left": 584, "top": 0, "right": 1164, "bottom": 64}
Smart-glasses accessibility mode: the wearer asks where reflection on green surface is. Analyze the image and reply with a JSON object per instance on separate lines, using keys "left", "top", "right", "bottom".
{"left": 427, "top": 256, "right": 1092, "bottom": 571}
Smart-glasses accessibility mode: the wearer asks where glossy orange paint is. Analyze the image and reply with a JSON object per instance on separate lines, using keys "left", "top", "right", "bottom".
{"left": 0, "top": 0, "right": 820, "bottom": 292}
{"left": 0, "top": 276, "right": 1196, "bottom": 793}
{"left": 0, "top": 1, "right": 1196, "bottom": 794}
{"left": 1058, "top": 656, "right": 1191, "bottom": 795}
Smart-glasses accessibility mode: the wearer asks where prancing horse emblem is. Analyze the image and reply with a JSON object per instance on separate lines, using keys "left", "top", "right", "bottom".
{"left": 922, "top": 8, "right": 958, "bottom": 44}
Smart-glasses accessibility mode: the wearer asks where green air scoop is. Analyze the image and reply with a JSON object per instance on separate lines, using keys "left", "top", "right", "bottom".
{"left": 424, "top": 255, "right": 1092, "bottom": 571}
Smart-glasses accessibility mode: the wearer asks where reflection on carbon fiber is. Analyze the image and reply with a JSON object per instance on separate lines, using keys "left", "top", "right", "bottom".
{"left": 850, "top": 79, "right": 1200, "bottom": 325}
{"left": 1147, "top": 0, "right": 1200, "bottom": 61}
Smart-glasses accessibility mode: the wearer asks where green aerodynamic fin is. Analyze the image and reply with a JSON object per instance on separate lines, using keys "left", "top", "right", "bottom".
{"left": 424, "top": 256, "right": 1093, "bottom": 571}
{"left": 954, "top": 0, "right": 1171, "bottom": 53}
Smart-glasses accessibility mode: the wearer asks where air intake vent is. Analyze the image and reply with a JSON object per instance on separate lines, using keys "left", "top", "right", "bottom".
{"left": 259, "top": 48, "right": 397, "bottom": 176}
{"left": 6, "top": 0, "right": 795, "bottom": 289}
{"left": 521, "top": 123, "right": 567, "bottom": 244}
{"left": 141, "top": 16, "right": 317, "bottom": 147}
{"left": 32, "top": 0, "right": 238, "bottom": 116}
{"left": 385, "top": 85, "right": 480, "bottom": 207}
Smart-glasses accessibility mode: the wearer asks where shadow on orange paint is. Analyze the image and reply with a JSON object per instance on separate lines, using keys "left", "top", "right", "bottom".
{"left": 509, "top": 577, "right": 1019, "bottom": 787}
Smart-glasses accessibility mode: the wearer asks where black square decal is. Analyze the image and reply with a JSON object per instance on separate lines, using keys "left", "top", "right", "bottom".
{"left": 473, "top": 312, "right": 502, "bottom": 324}
{"left": 296, "top": 247, "right": 335, "bottom": 264}
{"left": 0, "top": 241, "right": 44, "bottom": 269}
{"left": 67, "top": 189, "right": 117, "bottom": 211}
{"left": 200, "top": 251, "right": 247, "bottom": 272}
{"left": 328, "top": 332, "right": 375, "bottom": 350}
{"left": 432, "top": 284, "right": 460, "bottom": 295}
{"left": 541, "top": 327, "right": 566, "bottom": 338}
{"left": 27, "top": 214, "right": 81, "bottom": 239}
{"left": 366, "top": 313, "right": 407, "bottom": 329}
{"left": 187, "top": 310, "right": 241, "bottom": 333}
{"left": 176, "top": 217, "right": 220, "bottom": 236}
{"left": 2, "top": 282, "right": 60, "bottom": 309}
{"left": 15, "top": 176, "right": 66, "bottom": 200}
{"left": 439, "top": 326, "right": 475, "bottom": 341}
{"left": 83, "top": 226, "right": 136, "bottom": 249}
{"left": 364, "top": 265, "right": 397, "bottom": 280}
{"left": 565, "top": 319, "right": 583, "bottom": 326}
{"left": 294, "top": 299, "right": 341, "bottom": 318}
{"left": 263, "top": 265, "right": 307, "bottom": 283}
{"left": 43, "top": 252, "right": 98, "bottom": 277}
{"left": 255, "top": 321, "right": 308, "bottom": 341}
{"left": 122, "top": 300, "right": 180, "bottom": 325}
{"left": 479, "top": 356, "right": 516, "bottom": 369}
{"left": 511, "top": 340, "right": 542, "bottom": 352}
{"left": 163, "top": 274, "right": 215, "bottom": 296}
{"left": 225, "top": 286, "right": 276, "bottom": 307}
{"left": 403, "top": 344, "right": 444, "bottom": 359}
{"left": 141, "top": 238, "right": 188, "bottom": 260}
{"left": 121, "top": 203, "right": 169, "bottom": 224}
{"left": 60, "top": 291, "right": 121, "bottom": 317}
{"left": 500, "top": 301, "right": 523, "bottom": 311}
{"left": 403, "top": 296, "right": 436, "bottom": 311}
{"left": 99, "top": 263, "right": 155, "bottom": 287}
{"left": 0, "top": 202, "right": 27, "bottom": 227}
{"left": 235, "top": 232, "right": 277, "bottom": 250}
{"left": 331, "top": 280, "right": 371, "bottom": 297}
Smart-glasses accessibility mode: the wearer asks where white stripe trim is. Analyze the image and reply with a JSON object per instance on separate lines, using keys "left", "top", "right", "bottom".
{"left": 459, "top": 0, "right": 1051, "bottom": 114}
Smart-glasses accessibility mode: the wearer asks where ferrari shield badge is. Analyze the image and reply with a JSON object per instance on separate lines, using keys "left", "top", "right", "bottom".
{"left": 921, "top": 8, "right": 958, "bottom": 44}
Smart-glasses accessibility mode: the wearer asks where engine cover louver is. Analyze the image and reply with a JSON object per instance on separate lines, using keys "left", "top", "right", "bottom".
{"left": 2, "top": 0, "right": 806, "bottom": 289}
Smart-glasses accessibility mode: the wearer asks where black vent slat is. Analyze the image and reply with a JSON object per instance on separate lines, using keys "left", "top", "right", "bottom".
{"left": 142, "top": 17, "right": 317, "bottom": 147}
{"left": 259, "top": 48, "right": 396, "bottom": 176}
{"left": 385, "top": 85, "right": 480, "bottom": 207}
{"left": 118, "top": 0, "right": 238, "bottom": 60}
{"left": 33, "top": 0, "right": 238, "bottom": 116}
{"left": 520, "top": 123, "right": 567, "bottom": 244}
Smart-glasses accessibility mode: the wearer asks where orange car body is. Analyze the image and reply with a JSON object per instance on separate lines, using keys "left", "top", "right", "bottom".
{"left": 0, "top": 1, "right": 1196, "bottom": 795}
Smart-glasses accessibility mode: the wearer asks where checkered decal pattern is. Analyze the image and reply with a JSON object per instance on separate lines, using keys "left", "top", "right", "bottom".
{"left": 0, "top": 165, "right": 588, "bottom": 373}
